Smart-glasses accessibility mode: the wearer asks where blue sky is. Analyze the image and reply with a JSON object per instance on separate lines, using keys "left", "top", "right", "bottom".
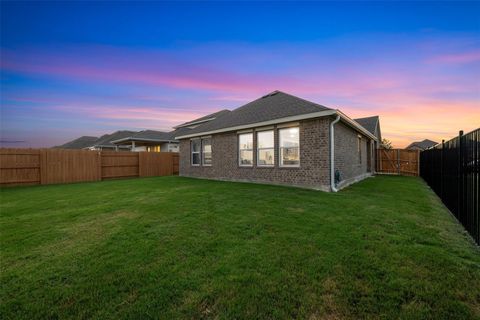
{"left": 1, "top": 1, "right": 479, "bottom": 147}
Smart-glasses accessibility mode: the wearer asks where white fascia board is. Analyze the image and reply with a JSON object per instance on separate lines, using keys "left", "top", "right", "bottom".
{"left": 336, "top": 110, "right": 378, "bottom": 141}
{"left": 175, "top": 110, "right": 337, "bottom": 139}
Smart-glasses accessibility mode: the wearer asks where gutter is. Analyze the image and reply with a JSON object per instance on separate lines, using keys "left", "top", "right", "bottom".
{"left": 330, "top": 115, "right": 341, "bottom": 192}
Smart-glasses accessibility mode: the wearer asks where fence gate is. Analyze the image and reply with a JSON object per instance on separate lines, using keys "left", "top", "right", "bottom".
{"left": 376, "top": 149, "right": 420, "bottom": 176}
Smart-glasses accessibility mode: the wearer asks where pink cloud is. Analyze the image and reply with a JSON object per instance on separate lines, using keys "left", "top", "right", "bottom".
{"left": 430, "top": 50, "right": 480, "bottom": 64}
{"left": 2, "top": 40, "right": 479, "bottom": 148}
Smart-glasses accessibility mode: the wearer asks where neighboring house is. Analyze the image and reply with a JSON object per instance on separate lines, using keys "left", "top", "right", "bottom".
{"left": 86, "top": 131, "right": 137, "bottom": 151}
{"left": 111, "top": 130, "right": 179, "bottom": 152}
{"left": 354, "top": 116, "right": 382, "bottom": 148}
{"left": 406, "top": 139, "right": 438, "bottom": 151}
{"left": 54, "top": 136, "right": 99, "bottom": 149}
{"left": 174, "top": 91, "right": 380, "bottom": 192}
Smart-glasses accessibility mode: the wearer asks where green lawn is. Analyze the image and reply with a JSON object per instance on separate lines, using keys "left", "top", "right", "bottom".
{"left": 1, "top": 176, "right": 479, "bottom": 319}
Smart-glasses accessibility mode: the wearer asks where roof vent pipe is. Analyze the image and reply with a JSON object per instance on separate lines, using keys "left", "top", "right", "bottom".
{"left": 330, "top": 114, "right": 341, "bottom": 192}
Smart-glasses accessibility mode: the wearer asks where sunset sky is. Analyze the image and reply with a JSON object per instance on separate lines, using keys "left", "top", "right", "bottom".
{"left": 1, "top": 2, "right": 479, "bottom": 148}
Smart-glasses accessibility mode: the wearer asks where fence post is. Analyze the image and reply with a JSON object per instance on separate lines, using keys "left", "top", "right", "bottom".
{"left": 137, "top": 152, "right": 141, "bottom": 177}
{"left": 39, "top": 149, "right": 47, "bottom": 185}
{"left": 396, "top": 149, "right": 400, "bottom": 175}
{"left": 458, "top": 130, "right": 464, "bottom": 225}
{"left": 441, "top": 139, "right": 444, "bottom": 198}
{"left": 98, "top": 151, "right": 102, "bottom": 181}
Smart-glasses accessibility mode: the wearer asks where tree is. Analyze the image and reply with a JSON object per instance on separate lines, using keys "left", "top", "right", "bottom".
{"left": 381, "top": 138, "right": 393, "bottom": 149}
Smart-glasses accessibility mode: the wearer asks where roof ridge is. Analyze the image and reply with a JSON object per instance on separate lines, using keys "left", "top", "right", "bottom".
{"left": 275, "top": 91, "right": 332, "bottom": 110}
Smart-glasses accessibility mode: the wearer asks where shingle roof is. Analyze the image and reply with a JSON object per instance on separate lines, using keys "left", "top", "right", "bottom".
{"left": 93, "top": 131, "right": 137, "bottom": 147}
{"left": 407, "top": 139, "right": 438, "bottom": 150}
{"left": 354, "top": 116, "right": 379, "bottom": 136}
{"left": 174, "top": 109, "right": 231, "bottom": 128}
{"left": 120, "top": 130, "right": 174, "bottom": 142}
{"left": 176, "top": 91, "right": 332, "bottom": 138}
{"left": 54, "top": 136, "right": 98, "bottom": 149}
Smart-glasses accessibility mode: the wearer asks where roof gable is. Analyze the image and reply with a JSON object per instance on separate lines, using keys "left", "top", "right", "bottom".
{"left": 407, "top": 139, "right": 438, "bottom": 150}
{"left": 354, "top": 115, "right": 381, "bottom": 142}
{"left": 93, "top": 131, "right": 137, "bottom": 147}
{"left": 54, "top": 136, "right": 98, "bottom": 149}
{"left": 354, "top": 116, "right": 379, "bottom": 136}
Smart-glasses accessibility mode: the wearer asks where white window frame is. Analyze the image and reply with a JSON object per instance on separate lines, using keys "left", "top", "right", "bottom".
{"left": 279, "top": 127, "right": 300, "bottom": 168}
{"left": 191, "top": 139, "right": 201, "bottom": 166}
{"left": 202, "top": 138, "right": 212, "bottom": 166}
{"left": 256, "top": 130, "right": 275, "bottom": 167}
{"left": 238, "top": 133, "right": 253, "bottom": 167}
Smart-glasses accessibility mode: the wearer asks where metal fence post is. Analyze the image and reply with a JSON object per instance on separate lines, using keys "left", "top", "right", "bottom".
{"left": 441, "top": 139, "right": 444, "bottom": 199}
{"left": 458, "top": 130, "right": 464, "bottom": 226}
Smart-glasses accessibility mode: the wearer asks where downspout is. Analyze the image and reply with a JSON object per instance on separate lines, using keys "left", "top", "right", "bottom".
{"left": 330, "top": 114, "right": 341, "bottom": 192}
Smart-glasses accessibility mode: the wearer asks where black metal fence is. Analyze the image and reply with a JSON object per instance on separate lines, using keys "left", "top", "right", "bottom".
{"left": 420, "top": 128, "right": 479, "bottom": 245}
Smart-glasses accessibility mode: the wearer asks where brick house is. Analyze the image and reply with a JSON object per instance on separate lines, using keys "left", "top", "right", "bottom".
{"left": 175, "top": 91, "right": 380, "bottom": 192}
{"left": 406, "top": 139, "right": 438, "bottom": 151}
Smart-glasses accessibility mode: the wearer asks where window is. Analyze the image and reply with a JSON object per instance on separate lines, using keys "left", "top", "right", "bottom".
{"left": 202, "top": 138, "right": 212, "bottom": 166}
{"left": 191, "top": 139, "right": 200, "bottom": 166}
{"left": 357, "top": 136, "right": 362, "bottom": 164}
{"left": 238, "top": 133, "right": 253, "bottom": 166}
{"left": 279, "top": 127, "right": 300, "bottom": 167}
{"left": 257, "top": 130, "right": 274, "bottom": 166}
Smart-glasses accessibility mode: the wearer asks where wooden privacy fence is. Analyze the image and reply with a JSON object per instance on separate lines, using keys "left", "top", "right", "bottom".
{"left": 376, "top": 149, "right": 420, "bottom": 176}
{"left": 0, "top": 148, "right": 179, "bottom": 187}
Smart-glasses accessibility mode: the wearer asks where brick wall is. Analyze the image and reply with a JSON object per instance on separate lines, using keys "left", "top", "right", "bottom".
{"left": 179, "top": 118, "right": 331, "bottom": 191}
{"left": 334, "top": 122, "right": 373, "bottom": 188}
{"left": 179, "top": 117, "right": 374, "bottom": 191}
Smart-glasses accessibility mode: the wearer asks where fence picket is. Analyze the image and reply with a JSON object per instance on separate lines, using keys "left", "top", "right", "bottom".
{"left": 420, "top": 128, "right": 479, "bottom": 245}
{"left": 0, "top": 148, "right": 179, "bottom": 187}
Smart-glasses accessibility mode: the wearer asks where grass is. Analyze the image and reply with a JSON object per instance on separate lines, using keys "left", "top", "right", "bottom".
{"left": 0, "top": 176, "right": 479, "bottom": 319}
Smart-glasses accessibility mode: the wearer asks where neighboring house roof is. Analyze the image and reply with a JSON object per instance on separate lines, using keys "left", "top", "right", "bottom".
{"left": 91, "top": 130, "right": 138, "bottom": 148}
{"left": 174, "top": 109, "right": 231, "bottom": 129}
{"left": 354, "top": 116, "right": 381, "bottom": 141}
{"left": 111, "top": 130, "right": 177, "bottom": 144}
{"left": 175, "top": 91, "right": 378, "bottom": 141}
{"left": 406, "top": 139, "right": 438, "bottom": 150}
{"left": 54, "top": 136, "right": 99, "bottom": 149}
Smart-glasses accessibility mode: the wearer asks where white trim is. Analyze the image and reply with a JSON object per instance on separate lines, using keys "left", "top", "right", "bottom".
{"left": 278, "top": 126, "right": 300, "bottom": 168}
{"left": 330, "top": 115, "right": 341, "bottom": 192}
{"left": 277, "top": 122, "right": 300, "bottom": 129}
{"left": 191, "top": 139, "right": 201, "bottom": 166}
{"left": 336, "top": 110, "right": 378, "bottom": 141}
{"left": 256, "top": 130, "right": 275, "bottom": 167}
{"left": 238, "top": 132, "right": 254, "bottom": 167}
{"left": 175, "top": 110, "right": 336, "bottom": 139}
{"left": 255, "top": 125, "right": 274, "bottom": 132}
{"left": 201, "top": 137, "right": 212, "bottom": 167}
{"left": 237, "top": 129, "right": 253, "bottom": 134}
